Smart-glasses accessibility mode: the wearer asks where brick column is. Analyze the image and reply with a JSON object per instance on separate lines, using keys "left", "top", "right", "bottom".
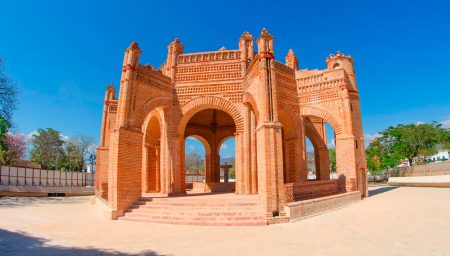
{"left": 234, "top": 132, "right": 244, "bottom": 194}
{"left": 107, "top": 127, "right": 143, "bottom": 218}
{"left": 159, "top": 130, "right": 168, "bottom": 194}
{"left": 317, "top": 148, "right": 330, "bottom": 180}
{"left": 169, "top": 134, "right": 185, "bottom": 195}
{"left": 250, "top": 109, "right": 258, "bottom": 194}
{"left": 209, "top": 136, "right": 219, "bottom": 183}
{"left": 256, "top": 122, "right": 285, "bottom": 216}
{"left": 336, "top": 135, "right": 357, "bottom": 192}
{"left": 204, "top": 154, "right": 211, "bottom": 182}
{"left": 155, "top": 145, "right": 160, "bottom": 192}
{"left": 243, "top": 104, "right": 252, "bottom": 194}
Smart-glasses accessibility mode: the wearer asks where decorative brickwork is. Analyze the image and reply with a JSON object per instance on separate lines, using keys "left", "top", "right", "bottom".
{"left": 96, "top": 29, "right": 368, "bottom": 222}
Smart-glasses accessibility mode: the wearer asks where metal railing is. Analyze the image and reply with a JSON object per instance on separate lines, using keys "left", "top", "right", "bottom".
{"left": 0, "top": 166, "right": 94, "bottom": 187}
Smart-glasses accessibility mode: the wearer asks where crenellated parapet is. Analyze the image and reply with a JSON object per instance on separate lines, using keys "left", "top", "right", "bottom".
{"left": 136, "top": 64, "right": 173, "bottom": 93}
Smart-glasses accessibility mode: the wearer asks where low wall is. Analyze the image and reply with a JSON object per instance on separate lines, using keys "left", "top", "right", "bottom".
{"left": 0, "top": 166, "right": 95, "bottom": 196}
{"left": 284, "top": 180, "right": 339, "bottom": 202}
{"left": 388, "top": 175, "right": 450, "bottom": 187}
{"left": 192, "top": 182, "right": 235, "bottom": 193}
{"left": 0, "top": 166, "right": 94, "bottom": 187}
{"left": 389, "top": 161, "right": 450, "bottom": 177}
{"left": 285, "top": 191, "right": 361, "bottom": 221}
{"left": 0, "top": 185, "right": 94, "bottom": 196}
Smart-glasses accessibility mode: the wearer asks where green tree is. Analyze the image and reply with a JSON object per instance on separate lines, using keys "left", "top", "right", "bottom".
{"left": 367, "top": 122, "right": 449, "bottom": 168}
{"left": 0, "top": 115, "right": 11, "bottom": 162}
{"left": 328, "top": 148, "right": 336, "bottom": 173}
{"left": 30, "top": 128, "right": 65, "bottom": 170}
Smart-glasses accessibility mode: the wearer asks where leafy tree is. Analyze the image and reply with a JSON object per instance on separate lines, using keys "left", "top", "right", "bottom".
{"left": 30, "top": 128, "right": 65, "bottom": 169}
{"left": 228, "top": 166, "right": 235, "bottom": 179}
{"left": 366, "top": 122, "right": 449, "bottom": 168}
{"left": 0, "top": 115, "right": 10, "bottom": 149}
{"left": 1, "top": 133, "right": 28, "bottom": 166}
{"left": 0, "top": 59, "right": 18, "bottom": 123}
{"left": 328, "top": 148, "right": 336, "bottom": 173}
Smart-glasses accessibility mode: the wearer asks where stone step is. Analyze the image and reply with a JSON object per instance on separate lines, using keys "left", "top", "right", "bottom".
{"left": 129, "top": 204, "right": 261, "bottom": 211}
{"left": 121, "top": 195, "right": 267, "bottom": 226}
{"left": 134, "top": 201, "right": 261, "bottom": 207}
{"left": 118, "top": 216, "right": 267, "bottom": 226}
{"left": 125, "top": 208, "right": 265, "bottom": 217}
{"left": 124, "top": 212, "right": 266, "bottom": 221}
{"left": 139, "top": 196, "right": 259, "bottom": 201}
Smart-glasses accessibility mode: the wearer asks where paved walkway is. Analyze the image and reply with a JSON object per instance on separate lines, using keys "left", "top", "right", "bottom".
{"left": 1, "top": 186, "right": 449, "bottom": 255}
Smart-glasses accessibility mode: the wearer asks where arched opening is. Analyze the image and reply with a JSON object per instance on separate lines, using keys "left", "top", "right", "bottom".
{"left": 278, "top": 108, "right": 302, "bottom": 184}
{"left": 304, "top": 116, "right": 337, "bottom": 181}
{"left": 218, "top": 137, "right": 235, "bottom": 183}
{"left": 185, "top": 136, "right": 209, "bottom": 190}
{"left": 143, "top": 111, "right": 162, "bottom": 193}
{"left": 183, "top": 108, "right": 236, "bottom": 193}
{"left": 305, "top": 136, "right": 316, "bottom": 180}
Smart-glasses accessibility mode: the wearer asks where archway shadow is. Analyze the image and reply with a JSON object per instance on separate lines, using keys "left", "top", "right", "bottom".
{"left": 0, "top": 229, "right": 161, "bottom": 255}
{"left": 368, "top": 186, "right": 399, "bottom": 197}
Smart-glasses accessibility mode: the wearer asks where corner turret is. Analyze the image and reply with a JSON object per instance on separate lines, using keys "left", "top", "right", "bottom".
{"left": 166, "top": 38, "right": 184, "bottom": 81}
{"left": 326, "top": 51, "right": 357, "bottom": 89}
{"left": 256, "top": 28, "right": 274, "bottom": 58}
{"left": 123, "top": 41, "right": 142, "bottom": 69}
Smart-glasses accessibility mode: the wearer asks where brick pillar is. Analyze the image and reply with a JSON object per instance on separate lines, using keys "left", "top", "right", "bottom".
{"left": 205, "top": 154, "right": 211, "bottom": 182}
{"left": 107, "top": 127, "right": 143, "bottom": 218}
{"left": 317, "top": 148, "right": 330, "bottom": 180}
{"left": 293, "top": 134, "right": 304, "bottom": 184}
{"left": 210, "top": 136, "right": 219, "bottom": 183}
{"left": 243, "top": 104, "right": 252, "bottom": 194}
{"left": 169, "top": 134, "right": 185, "bottom": 195}
{"left": 159, "top": 129, "right": 169, "bottom": 194}
{"left": 299, "top": 127, "right": 308, "bottom": 182}
{"left": 250, "top": 109, "right": 258, "bottom": 194}
{"left": 155, "top": 145, "right": 160, "bottom": 192}
{"left": 177, "top": 135, "right": 186, "bottom": 193}
{"left": 234, "top": 132, "right": 244, "bottom": 194}
{"left": 336, "top": 136, "right": 357, "bottom": 192}
{"left": 215, "top": 155, "right": 221, "bottom": 182}
{"left": 256, "top": 122, "right": 285, "bottom": 216}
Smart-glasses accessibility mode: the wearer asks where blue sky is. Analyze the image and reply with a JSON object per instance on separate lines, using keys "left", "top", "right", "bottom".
{"left": 1, "top": 0, "right": 449, "bottom": 157}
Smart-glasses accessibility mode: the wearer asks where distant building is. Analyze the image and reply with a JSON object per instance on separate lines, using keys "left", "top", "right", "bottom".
{"left": 86, "top": 164, "right": 96, "bottom": 173}
{"left": 426, "top": 150, "right": 449, "bottom": 162}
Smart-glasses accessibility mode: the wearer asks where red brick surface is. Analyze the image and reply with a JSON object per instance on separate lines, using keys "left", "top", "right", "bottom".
{"left": 96, "top": 29, "right": 368, "bottom": 221}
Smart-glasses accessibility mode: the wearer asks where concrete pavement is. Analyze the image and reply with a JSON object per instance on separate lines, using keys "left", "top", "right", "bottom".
{"left": 0, "top": 186, "right": 449, "bottom": 255}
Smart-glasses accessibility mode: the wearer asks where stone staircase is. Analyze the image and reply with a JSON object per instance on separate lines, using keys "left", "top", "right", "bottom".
{"left": 119, "top": 193, "right": 268, "bottom": 226}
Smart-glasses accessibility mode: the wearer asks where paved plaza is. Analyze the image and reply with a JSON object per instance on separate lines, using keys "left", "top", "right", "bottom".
{"left": 1, "top": 186, "right": 449, "bottom": 255}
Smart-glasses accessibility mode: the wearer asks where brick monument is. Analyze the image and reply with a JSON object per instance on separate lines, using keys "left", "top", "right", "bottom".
{"left": 95, "top": 28, "right": 368, "bottom": 223}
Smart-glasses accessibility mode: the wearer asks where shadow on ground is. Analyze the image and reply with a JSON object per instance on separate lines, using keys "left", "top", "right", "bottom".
{"left": 0, "top": 196, "right": 90, "bottom": 208}
{"left": 0, "top": 229, "right": 160, "bottom": 255}
{"left": 369, "top": 186, "right": 398, "bottom": 197}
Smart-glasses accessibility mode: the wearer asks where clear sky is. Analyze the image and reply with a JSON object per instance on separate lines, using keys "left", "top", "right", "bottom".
{"left": 1, "top": 0, "right": 449, "bottom": 158}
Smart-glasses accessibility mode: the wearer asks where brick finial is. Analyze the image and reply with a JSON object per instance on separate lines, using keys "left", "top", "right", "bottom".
{"left": 285, "top": 49, "right": 299, "bottom": 70}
